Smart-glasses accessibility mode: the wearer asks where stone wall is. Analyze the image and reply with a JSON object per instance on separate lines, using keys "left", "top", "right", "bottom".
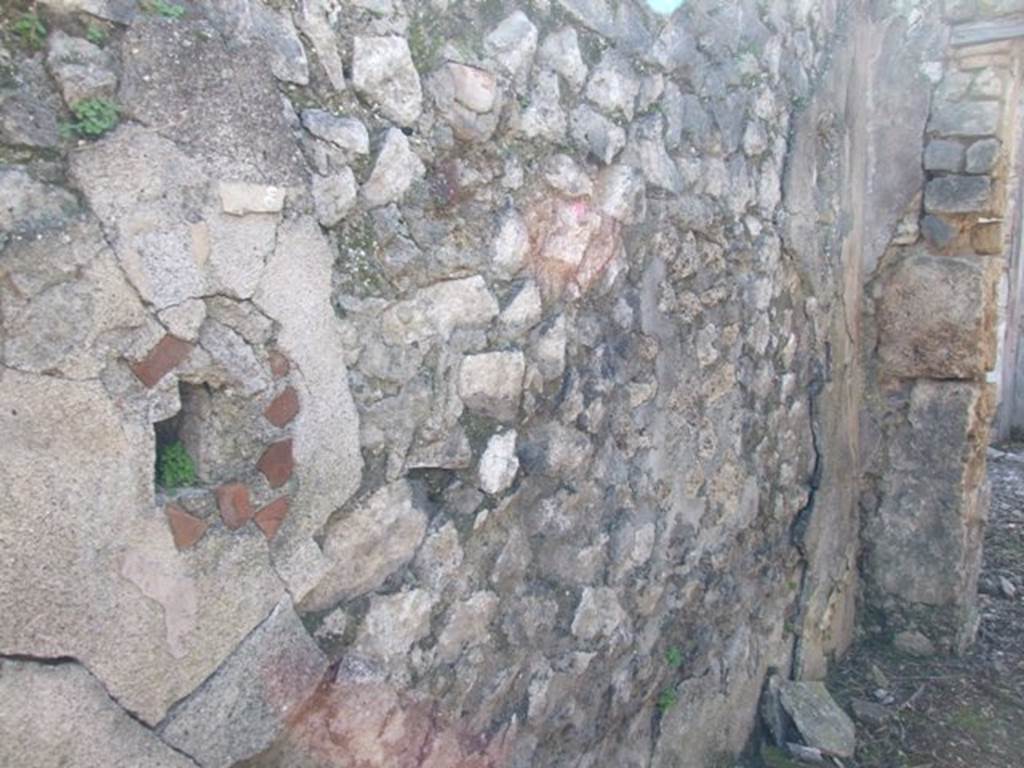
{"left": 861, "top": 3, "right": 1023, "bottom": 654}
{"left": 0, "top": 0, "right": 1010, "bottom": 766}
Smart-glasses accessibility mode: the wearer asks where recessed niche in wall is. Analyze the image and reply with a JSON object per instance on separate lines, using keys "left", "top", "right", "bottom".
{"left": 154, "top": 387, "right": 197, "bottom": 491}
{"left": 176, "top": 381, "right": 267, "bottom": 486}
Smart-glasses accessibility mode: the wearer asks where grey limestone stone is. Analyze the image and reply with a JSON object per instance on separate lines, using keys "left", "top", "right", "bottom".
{"left": 301, "top": 109, "right": 370, "bottom": 155}
{"left": 479, "top": 430, "right": 520, "bottom": 495}
{"left": 571, "top": 103, "right": 627, "bottom": 165}
{"left": 352, "top": 36, "right": 423, "bottom": 127}
{"left": 928, "top": 99, "right": 1001, "bottom": 137}
{"left": 778, "top": 682, "right": 856, "bottom": 759}
{"left": 539, "top": 27, "right": 588, "bottom": 90}
{"left": 362, "top": 128, "right": 426, "bottom": 208}
{"left": 484, "top": 11, "right": 539, "bottom": 85}
{"left": 924, "top": 175, "right": 991, "bottom": 213}
{"left": 458, "top": 350, "right": 526, "bottom": 421}
{"left": 586, "top": 50, "right": 640, "bottom": 121}
{"left": 302, "top": 480, "right": 428, "bottom": 611}
{"left": 46, "top": 30, "right": 117, "bottom": 106}
{"left": 923, "top": 139, "right": 963, "bottom": 172}
{"left": 966, "top": 138, "right": 1000, "bottom": 174}
{"left": 312, "top": 168, "right": 358, "bottom": 227}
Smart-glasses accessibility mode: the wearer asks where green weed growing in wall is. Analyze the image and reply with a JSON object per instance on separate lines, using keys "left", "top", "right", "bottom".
{"left": 65, "top": 98, "right": 120, "bottom": 138}
{"left": 157, "top": 441, "right": 197, "bottom": 489}
{"left": 140, "top": 0, "right": 186, "bottom": 19}
{"left": 656, "top": 688, "right": 679, "bottom": 713}
{"left": 13, "top": 13, "right": 47, "bottom": 49}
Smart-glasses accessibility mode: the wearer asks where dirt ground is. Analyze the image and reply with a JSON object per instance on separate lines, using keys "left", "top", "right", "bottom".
{"left": 824, "top": 445, "right": 1024, "bottom": 768}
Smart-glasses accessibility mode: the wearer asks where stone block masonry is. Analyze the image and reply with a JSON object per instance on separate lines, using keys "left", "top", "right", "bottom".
{"left": 0, "top": 0, "right": 1018, "bottom": 766}
{"left": 861, "top": 3, "right": 1022, "bottom": 655}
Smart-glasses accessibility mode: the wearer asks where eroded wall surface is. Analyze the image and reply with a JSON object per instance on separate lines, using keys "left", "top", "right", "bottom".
{"left": 0, "top": 0, "right": 911, "bottom": 766}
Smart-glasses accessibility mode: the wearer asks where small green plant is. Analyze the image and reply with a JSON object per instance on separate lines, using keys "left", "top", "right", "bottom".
{"left": 86, "top": 23, "right": 107, "bottom": 45}
{"left": 13, "top": 12, "right": 47, "bottom": 49}
{"left": 656, "top": 688, "right": 679, "bottom": 713}
{"left": 140, "top": 0, "right": 186, "bottom": 19}
{"left": 665, "top": 646, "right": 683, "bottom": 668}
{"left": 157, "top": 441, "right": 197, "bottom": 489}
{"left": 64, "top": 98, "right": 120, "bottom": 137}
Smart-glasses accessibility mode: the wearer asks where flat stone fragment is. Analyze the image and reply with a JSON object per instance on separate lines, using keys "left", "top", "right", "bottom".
{"left": 265, "top": 386, "right": 300, "bottom": 428}
{"left": 500, "top": 281, "right": 543, "bottom": 335}
{"left": 130, "top": 334, "right": 193, "bottom": 388}
{"left": 0, "top": 660, "right": 195, "bottom": 768}
{"left": 539, "top": 27, "right": 588, "bottom": 90}
{"left": 893, "top": 629, "right": 936, "bottom": 657}
{"left": 217, "top": 482, "right": 255, "bottom": 529}
{"left": 269, "top": 350, "right": 290, "bottom": 378}
{"left": 46, "top": 30, "right": 117, "bottom": 105}
{"left": 251, "top": 3, "right": 309, "bottom": 85}
{"left": 160, "top": 599, "right": 328, "bottom": 768}
{"left": 362, "top": 128, "right": 426, "bottom": 208}
{"left": 351, "top": 36, "right": 423, "bottom": 127}
{"left": 301, "top": 480, "right": 427, "bottom": 610}
{"left": 924, "top": 175, "right": 991, "bottom": 214}
{"left": 515, "top": 70, "right": 567, "bottom": 142}
{"left": 448, "top": 62, "right": 498, "bottom": 113}
{"left": 878, "top": 251, "right": 997, "bottom": 378}
{"left": 218, "top": 181, "right": 287, "bottom": 215}
{"left": 254, "top": 497, "right": 290, "bottom": 540}
{"left": 479, "top": 430, "right": 520, "bottom": 495}
{"left": 429, "top": 63, "right": 502, "bottom": 142}
{"left": 493, "top": 211, "right": 532, "bottom": 279}
{"left": 437, "top": 591, "right": 499, "bottom": 662}
{"left": 595, "top": 164, "right": 646, "bottom": 223}
{"left": 312, "top": 168, "right": 358, "bottom": 227}
{"left": 928, "top": 99, "right": 1001, "bottom": 137}
{"left": 778, "top": 681, "right": 856, "bottom": 758}
{"left": 966, "top": 138, "right": 1000, "bottom": 174}
{"left": 458, "top": 350, "right": 526, "bottom": 421}
{"left": 300, "top": 109, "right": 370, "bottom": 154}
{"left": 571, "top": 586, "right": 629, "bottom": 641}
{"left": 544, "top": 153, "right": 594, "bottom": 197}
{"left": 0, "top": 168, "right": 79, "bottom": 235}
{"left": 921, "top": 214, "right": 956, "bottom": 248}
{"left": 485, "top": 11, "right": 539, "bottom": 82}
{"left": 354, "top": 589, "right": 435, "bottom": 664}
{"left": 0, "top": 57, "right": 61, "bottom": 149}
{"left": 258, "top": 439, "right": 295, "bottom": 488}
{"left": 571, "top": 104, "right": 627, "bottom": 165}
{"left": 295, "top": 0, "right": 346, "bottom": 91}
{"left": 586, "top": 50, "right": 640, "bottom": 120}
{"left": 165, "top": 504, "right": 209, "bottom": 550}
{"left": 923, "top": 139, "right": 963, "bottom": 172}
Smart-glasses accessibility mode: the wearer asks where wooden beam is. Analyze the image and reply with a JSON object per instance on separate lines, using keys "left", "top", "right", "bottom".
{"left": 951, "top": 14, "right": 1024, "bottom": 47}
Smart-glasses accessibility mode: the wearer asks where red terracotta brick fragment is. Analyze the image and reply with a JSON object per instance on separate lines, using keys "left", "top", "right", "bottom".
{"left": 216, "top": 483, "right": 254, "bottom": 530}
{"left": 269, "top": 350, "right": 290, "bottom": 378}
{"left": 257, "top": 439, "right": 294, "bottom": 488}
{"left": 254, "top": 496, "right": 289, "bottom": 540}
{"left": 264, "top": 386, "right": 300, "bottom": 428}
{"left": 130, "top": 335, "right": 193, "bottom": 388}
{"left": 165, "top": 503, "right": 209, "bottom": 550}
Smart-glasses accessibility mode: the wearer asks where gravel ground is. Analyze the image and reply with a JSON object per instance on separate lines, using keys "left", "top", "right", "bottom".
{"left": 823, "top": 445, "right": 1024, "bottom": 768}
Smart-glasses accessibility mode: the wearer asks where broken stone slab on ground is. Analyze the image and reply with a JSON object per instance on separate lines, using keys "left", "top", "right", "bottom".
{"left": 778, "top": 681, "right": 856, "bottom": 759}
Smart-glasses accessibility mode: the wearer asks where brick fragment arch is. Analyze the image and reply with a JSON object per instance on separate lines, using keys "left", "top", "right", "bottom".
{"left": 129, "top": 332, "right": 300, "bottom": 549}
